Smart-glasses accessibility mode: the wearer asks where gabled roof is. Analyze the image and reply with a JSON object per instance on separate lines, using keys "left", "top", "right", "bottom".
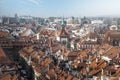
{"left": 21, "top": 28, "right": 35, "bottom": 36}
{"left": 0, "top": 73, "right": 11, "bottom": 80}
{"left": 0, "top": 30, "right": 9, "bottom": 37}
{"left": 40, "top": 28, "right": 57, "bottom": 37}
{"left": 104, "top": 30, "right": 120, "bottom": 42}
{"left": 0, "top": 73, "right": 18, "bottom": 80}
{"left": 59, "top": 27, "right": 69, "bottom": 37}
{"left": 86, "top": 33, "right": 99, "bottom": 38}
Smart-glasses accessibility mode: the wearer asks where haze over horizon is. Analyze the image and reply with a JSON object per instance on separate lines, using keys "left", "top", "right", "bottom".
{"left": 0, "top": 0, "right": 120, "bottom": 17}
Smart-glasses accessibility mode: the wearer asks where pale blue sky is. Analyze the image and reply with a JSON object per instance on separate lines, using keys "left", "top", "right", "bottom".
{"left": 0, "top": 0, "right": 120, "bottom": 17}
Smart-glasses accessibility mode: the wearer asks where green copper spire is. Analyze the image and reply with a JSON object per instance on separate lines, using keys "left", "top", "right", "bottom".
{"left": 61, "top": 17, "right": 66, "bottom": 27}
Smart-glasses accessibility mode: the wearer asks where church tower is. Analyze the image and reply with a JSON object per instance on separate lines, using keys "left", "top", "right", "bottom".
{"left": 59, "top": 18, "right": 70, "bottom": 47}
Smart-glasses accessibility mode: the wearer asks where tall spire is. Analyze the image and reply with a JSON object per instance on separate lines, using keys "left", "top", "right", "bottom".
{"left": 61, "top": 17, "right": 66, "bottom": 27}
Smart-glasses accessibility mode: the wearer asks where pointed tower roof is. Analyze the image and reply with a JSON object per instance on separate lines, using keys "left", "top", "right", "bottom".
{"left": 59, "top": 28, "right": 69, "bottom": 37}
{"left": 61, "top": 17, "right": 66, "bottom": 27}
{"left": 59, "top": 17, "right": 69, "bottom": 37}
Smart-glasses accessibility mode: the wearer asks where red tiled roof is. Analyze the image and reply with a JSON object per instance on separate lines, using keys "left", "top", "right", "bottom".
{"left": 104, "top": 30, "right": 120, "bottom": 42}
{"left": 66, "top": 75, "right": 73, "bottom": 80}
{"left": 58, "top": 77, "right": 65, "bottom": 80}
{"left": 103, "top": 47, "right": 120, "bottom": 59}
{"left": 34, "top": 58, "right": 52, "bottom": 73}
{"left": 112, "top": 69, "right": 120, "bottom": 76}
{"left": 86, "top": 33, "right": 100, "bottom": 38}
{"left": 89, "top": 61, "right": 107, "bottom": 76}
{"left": 59, "top": 27, "right": 69, "bottom": 37}
{"left": 0, "top": 73, "right": 11, "bottom": 80}
{"left": 72, "top": 77, "right": 79, "bottom": 80}
{"left": 0, "top": 73, "right": 18, "bottom": 80}
{"left": 13, "top": 75, "right": 18, "bottom": 80}
{"left": 0, "top": 31, "right": 9, "bottom": 37}
{"left": 79, "top": 49, "right": 90, "bottom": 58}
{"left": 40, "top": 28, "right": 57, "bottom": 37}
{"left": 47, "top": 69, "right": 56, "bottom": 79}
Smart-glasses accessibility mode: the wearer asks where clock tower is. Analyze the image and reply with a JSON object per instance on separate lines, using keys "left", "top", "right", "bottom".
{"left": 59, "top": 18, "right": 70, "bottom": 47}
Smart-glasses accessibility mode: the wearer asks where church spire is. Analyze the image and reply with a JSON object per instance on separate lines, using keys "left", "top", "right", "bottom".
{"left": 61, "top": 17, "right": 66, "bottom": 27}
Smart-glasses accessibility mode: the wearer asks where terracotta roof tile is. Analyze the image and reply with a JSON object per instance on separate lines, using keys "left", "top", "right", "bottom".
{"left": 58, "top": 77, "right": 65, "bottom": 80}
{"left": 59, "top": 28, "right": 70, "bottom": 37}
{"left": 86, "top": 33, "right": 100, "bottom": 38}
{"left": 0, "top": 31, "right": 9, "bottom": 37}
{"left": 112, "top": 69, "right": 120, "bottom": 76}
{"left": 66, "top": 75, "right": 73, "bottom": 80}
{"left": 47, "top": 69, "right": 56, "bottom": 79}
{"left": 79, "top": 49, "right": 90, "bottom": 58}
{"left": 0, "top": 73, "right": 18, "bottom": 80}
{"left": 72, "top": 77, "right": 79, "bottom": 80}
{"left": 0, "top": 74, "right": 11, "bottom": 80}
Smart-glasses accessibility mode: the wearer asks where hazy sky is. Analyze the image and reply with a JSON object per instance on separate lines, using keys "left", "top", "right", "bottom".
{"left": 0, "top": 0, "right": 120, "bottom": 17}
